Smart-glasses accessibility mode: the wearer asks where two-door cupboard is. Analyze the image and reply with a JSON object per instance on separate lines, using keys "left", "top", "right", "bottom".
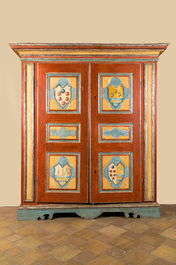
{"left": 10, "top": 43, "right": 168, "bottom": 220}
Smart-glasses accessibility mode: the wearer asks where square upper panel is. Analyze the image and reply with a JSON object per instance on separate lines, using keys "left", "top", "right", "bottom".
{"left": 46, "top": 73, "right": 81, "bottom": 113}
{"left": 98, "top": 74, "right": 133, "bottom": 114}
{"left": 99, "top": 152, "right": 133, "bottom": 193}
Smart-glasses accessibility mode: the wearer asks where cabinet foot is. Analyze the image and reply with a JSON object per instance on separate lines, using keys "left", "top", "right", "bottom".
{"left": 17, "top": 203, "right": 160, "bottom": 220}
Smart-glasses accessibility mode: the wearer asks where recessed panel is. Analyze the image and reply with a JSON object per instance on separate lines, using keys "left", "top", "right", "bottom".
{"left": 47, "top": 153, "right": 80, "bottom": 192}
{"left": 99, "top": 74, "right": 133, "bottom": 113}
{"left": 47, "top": 73, "right": 81, "bottom": 113}
{"left": 144, "top": 64, "right": 155, "bottom": 201}
{"left": 99, "top": 152, "right": 133, "bottom": 192}
{"left": 24, "top": 63, "right": 35, "bottom": 202}
{"left": 99, "top": 123, "right": 132, "bottom": 143}
{"left": 46, "top": 123, "right": 80, "bottom": 143}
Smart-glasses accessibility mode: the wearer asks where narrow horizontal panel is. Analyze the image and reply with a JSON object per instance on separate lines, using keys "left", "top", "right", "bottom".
{"left": 99, "top": 123, "right": 132, "bottom": 143}
{"left": 46, "top": 123, "right": 80, "bottom": 143}
{"left": 15, "top": 49, "right": 165, "bottom": 57}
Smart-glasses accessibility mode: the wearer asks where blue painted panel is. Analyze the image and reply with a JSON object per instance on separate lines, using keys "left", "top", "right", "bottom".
{"left": 98, "top": 123, "right": 133, "bottom": 143}
{"left": 46, "top": 123, "right": 81, "bottom": 143}
{"left": 17, "top": 206, "right": 160, "bottom": 220}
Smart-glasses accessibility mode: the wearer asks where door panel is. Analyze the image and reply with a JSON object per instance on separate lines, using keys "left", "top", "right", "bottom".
{"left": 90, "top": 63, "right": 141, "bottom": 203}
{"left": 37, "top": 63, "right": 89, "bottom": 203}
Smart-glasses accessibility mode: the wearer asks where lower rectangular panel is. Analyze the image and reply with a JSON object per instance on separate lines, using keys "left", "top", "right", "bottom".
{"left": 91, "top": 151, "right": 141, "bottom": 203}
{"left": 47, "top": 152, "right": 80, "bottom": 192}
{"left": 99, "top": 152, "right": 133, "bottom": 192}
{"left": 38, "top": 151, "right": 88, "bottom": 203}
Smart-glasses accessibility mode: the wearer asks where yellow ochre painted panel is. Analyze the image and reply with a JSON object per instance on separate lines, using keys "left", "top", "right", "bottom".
{"left": 17, "top": 49, "right": 163, "bottom": 56}
{"left": 101, "top": 76, "right": 130, "bottom": 112}
{"left": 26, "top": 63, "right": 34, "bottom": 201}
{"left": 49, "top": 155, "right": 77, "bottom": 190}
{"left": 49, "top": 76, "right": 77, "bottom": 111}
{"left": 146, "top": 65, "right": 153, "bottom": 200}
{"left": 102, "top": 155, "right": 130, "bottom": 190}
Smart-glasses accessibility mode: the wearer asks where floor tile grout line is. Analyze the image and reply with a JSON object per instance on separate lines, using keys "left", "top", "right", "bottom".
{"left": 39, "top": 256, "right": 63, "bottom": 265}
{"left": 7, "top": 228, "right": 173, "bottom": 262}
{"left": 150, "top": 258, "right": 174, "bottom": 265}
{"left": 3, "top": 249, "right": 23, "bottom": 265}
{"left": 121, "top": 240, "right": 176, "bottom": 265}
{"left": 75, "top": 249, "right": 125, "bottom": 264}
{"left": 1, "top": 208, "right": 176, "bottom": 265}
{"left": 11, "top": 247, "right": 54, "bottom": 263}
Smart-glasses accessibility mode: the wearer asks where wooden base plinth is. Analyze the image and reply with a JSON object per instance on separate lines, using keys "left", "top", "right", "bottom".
{"left": 17, "top": 203, "right": 160, "bottom": 220}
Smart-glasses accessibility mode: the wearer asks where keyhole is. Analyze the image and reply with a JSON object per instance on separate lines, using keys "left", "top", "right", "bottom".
{"left": 94, "top": 96, "right": 96, "bottom": 99}
{"left": 94, "top": 170, "right": 96, "bottom": 173}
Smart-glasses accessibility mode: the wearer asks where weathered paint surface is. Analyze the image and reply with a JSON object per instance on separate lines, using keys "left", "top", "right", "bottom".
{"left": 18, "top": 205, "right": 160, "bottom": 220}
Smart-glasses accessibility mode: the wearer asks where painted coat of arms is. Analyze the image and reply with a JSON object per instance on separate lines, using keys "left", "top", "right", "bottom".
{"left": 50, "top": 78, "right": 76, "bottom": 109}
{"left": 103, "top": 77, "right": 129, "bottom": 110}
{"left": 103, "top": 156, "right": 129, "bottom": 189}
{"left": 50, "top": 156, "right": 76, "bottom": 188}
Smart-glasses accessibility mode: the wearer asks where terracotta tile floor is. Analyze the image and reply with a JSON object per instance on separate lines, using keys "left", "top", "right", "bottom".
{"left": 0, "top": 205, "right": 176, "bottom": 264}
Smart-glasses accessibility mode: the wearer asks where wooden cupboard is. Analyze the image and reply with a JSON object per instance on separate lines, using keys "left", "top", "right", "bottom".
{"left": 10, "top": 43, "right": 168, "bottom": 220}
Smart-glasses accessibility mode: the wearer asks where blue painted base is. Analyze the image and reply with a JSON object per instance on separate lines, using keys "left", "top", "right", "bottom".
{"left": 17, "top": 203, "right": 160, "bottom": 220}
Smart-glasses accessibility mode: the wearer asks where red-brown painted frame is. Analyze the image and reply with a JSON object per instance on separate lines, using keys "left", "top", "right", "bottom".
{"left": 37, "top": 63, "right": 89, "bottom": 203}
{"left": 90, "top": 63, "right": 142, "bottom": 203}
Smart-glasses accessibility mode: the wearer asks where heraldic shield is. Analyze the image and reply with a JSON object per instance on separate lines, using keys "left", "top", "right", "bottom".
{"left": 103, "top": 77, "right": 129, "bottom": 110}
{"left": 50, "top": 78, "right": 76, "bottom": 109}
{"left": 103, "top": 156, "right": 129, "bottom": 189}
{"left": 50, "top": 156, "right": 76, "bottom": 188}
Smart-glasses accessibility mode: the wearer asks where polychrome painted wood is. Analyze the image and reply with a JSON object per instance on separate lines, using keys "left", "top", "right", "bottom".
{"left": 37, "top": 63, "right": 89, "bottom": 203}
{"left": 99, "top": 123, "right": 132, "bottom": 143}
{"left": 47, "top": 153, "right": 80, "bottom": 191}
{"left": 46, "top": 123, "right": 80, "bottom": 143}
{"left": 24, "top": 63, "right": 35, "bottom": 202}
{"left": 90, "top": 63, "right": 141, "bottom": 203}
{"left": 10, "top": 43, "right": 168, "bottom": 219}
{"left": 99, "top": 74, "right": 132, "bottom": 114}
{"left": 17, "top": 203, "right": 160, "bottom": 220}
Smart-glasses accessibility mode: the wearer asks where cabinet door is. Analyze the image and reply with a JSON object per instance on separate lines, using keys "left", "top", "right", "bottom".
{"left": 91, "top": 64, "right": 142, "bottom": 203}
{"left": 37, "top": 63, "right": 89, "bottom": 203}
